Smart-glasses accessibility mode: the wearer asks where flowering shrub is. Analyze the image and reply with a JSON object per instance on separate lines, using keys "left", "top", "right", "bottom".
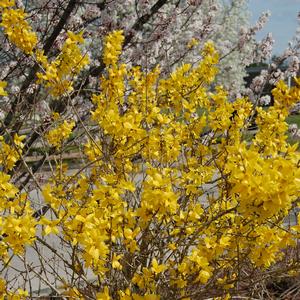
{"left": 0, "top": 1, "right": 299, "bottom": 299}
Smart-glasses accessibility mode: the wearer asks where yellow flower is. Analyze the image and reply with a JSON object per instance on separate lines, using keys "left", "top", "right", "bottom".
{"left": 103, "top": 30, "right": 124, "bottom": 67}
{"left": 0, "top": 0, "right": 15, "bottom": 8}
{"left": 0, "top": 81, "right": 7, "bottom": 96}
{"left": 1, "top": 8, "right": 37, "bottom": 54}
{"left": 46, "top": 120, "right": 75, "bottom": 148}
{"left": 97, "top": 286, "right": 110, "bottom": 300}
{"left": 196, "top": 270, "right": 211, "bottom": 284}
{"left": 187, "top": 37, "right": 199, "bottom": 49}
{"left": 112, "top": 253, "right": 123, "bottom": 270}
{"left": 36, "top": 31, "right": 89, "bottom": 97}
{"left": 151, "top": 258, "right": 166, "bottom": 274}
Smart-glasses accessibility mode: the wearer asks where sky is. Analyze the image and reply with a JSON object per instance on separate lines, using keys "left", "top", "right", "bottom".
{"left": 248, "top": 0, "right": 299, "bottom": 55}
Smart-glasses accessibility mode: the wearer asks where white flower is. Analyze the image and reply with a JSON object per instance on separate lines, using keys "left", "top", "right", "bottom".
{"left": 259, "top": 95, "right": 271, "bottom": 106}
{"left": 0, "top": 110, "right": 5, "bottom": 120}
{"left": 288, "top": 124, "right": 298, "bottom": 134}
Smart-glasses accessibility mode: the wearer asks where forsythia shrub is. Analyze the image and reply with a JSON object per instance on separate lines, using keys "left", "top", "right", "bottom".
{"left": 0, "top": 2, "right": 299, "bottom": 299}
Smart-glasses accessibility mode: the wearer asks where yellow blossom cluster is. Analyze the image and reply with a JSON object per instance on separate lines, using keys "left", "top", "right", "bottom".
{"left": 0, "top": 182, "right": 36, "bottom": 264}
{"left": 226, "top": 142, "right": 299, "bottom": 219}
{"left": 46, "top": 119, "right": 75, "bottom": 149}
{"left": 0, "top": 2, "right": 37, "bottom": 54}
{"left": 36, "top": 31, "right": 89, "bottom": 96}
{"left": 0, "top": 27, "right": 299, "bottom": 298}
{"left": 0, "top": 81, "right": 7, "bottom": 96}
{"left": 0, "top": 132, "right": 36, "bottom": 266}
{"left": 0, "top": 134, "right": 25, "bottom": 171}
{"left": 36, "top": 31, "right": 300, "bottom": 299}
{"left": 0, "top": 0, "right": 14, "bottom": 8}
{"left": 0, "top": 5, "right": 89, "bottom": 98}
{"left": 103, "top": 30, "right": 124, "bottom": 67}
{"left": 0, "top": 277, "right": 28, "bottom": 299}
